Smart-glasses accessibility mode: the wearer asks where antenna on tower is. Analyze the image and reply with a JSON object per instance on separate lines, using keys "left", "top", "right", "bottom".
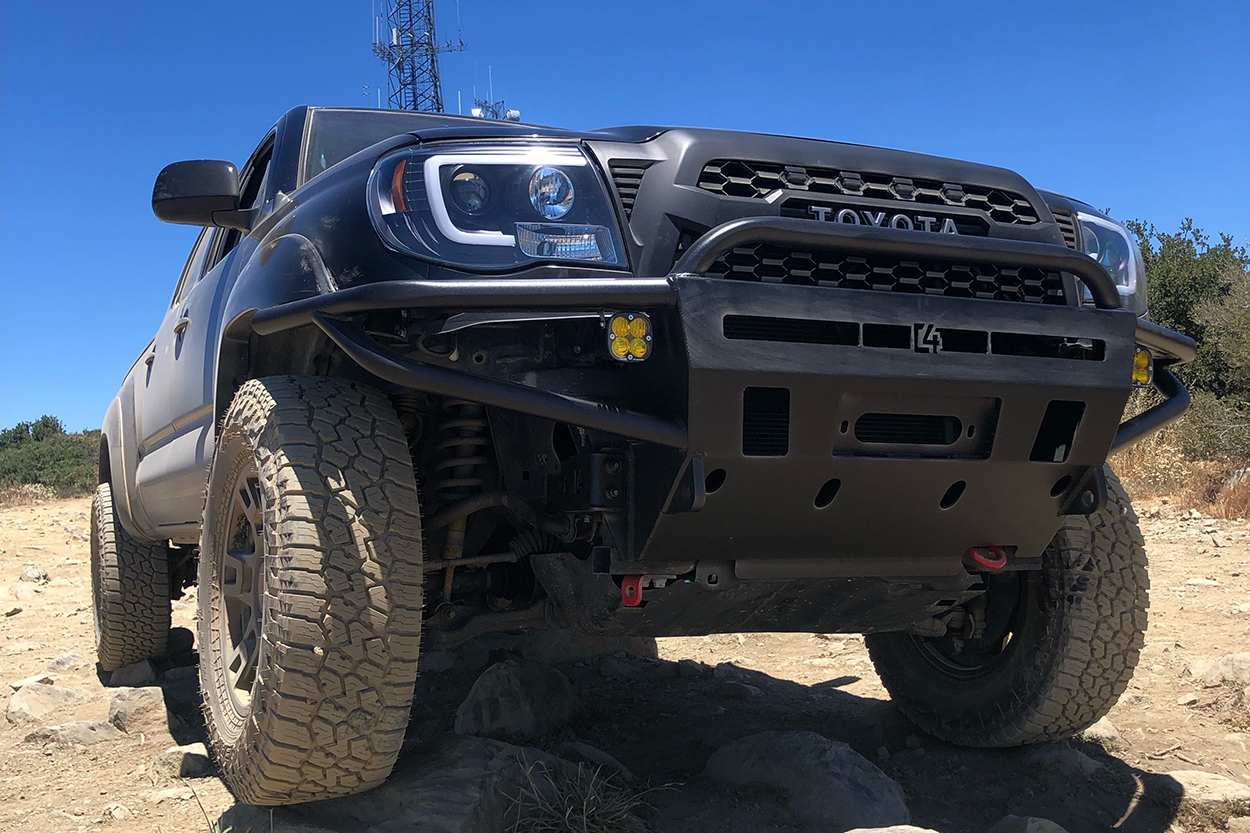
{"left": 472, "top": 65, "right": 520, "bottom": 121}
{"left": 372, "top": 0, "right": 467, "bottom": 112}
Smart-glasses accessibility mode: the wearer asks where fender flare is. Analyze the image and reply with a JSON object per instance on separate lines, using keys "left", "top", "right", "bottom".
{"left": 100, "top": 381, "right": 161, "bottom": 542}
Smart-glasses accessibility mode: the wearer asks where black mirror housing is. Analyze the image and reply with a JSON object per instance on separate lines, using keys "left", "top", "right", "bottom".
{"left": 152, "top": 160, "right": 245, "bottom": 228}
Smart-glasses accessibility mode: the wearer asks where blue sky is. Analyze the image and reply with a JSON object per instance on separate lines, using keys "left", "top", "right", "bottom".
{"left": 1, "top": 0, "right": 1247, "bottom": 430}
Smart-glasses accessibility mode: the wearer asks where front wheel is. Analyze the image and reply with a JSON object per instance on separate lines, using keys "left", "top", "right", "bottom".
{"left": 866, "top": 466, "right": 1148, "bottom": 747}
{"left": 198, "top": 376, "right": 425, "bottom": 805}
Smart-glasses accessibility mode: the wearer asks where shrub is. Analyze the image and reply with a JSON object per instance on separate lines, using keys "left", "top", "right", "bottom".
{"left": 0, "top": 416, "right": 99, "bottom": 501}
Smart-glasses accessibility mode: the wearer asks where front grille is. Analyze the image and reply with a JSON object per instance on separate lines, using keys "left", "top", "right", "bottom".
{"left": 609, "top": 159, "right": 652, "bottom": 221}
{"left": 697, "top": 159, "right": 1040, "bottom": 225}
{"left": 709, "top": 243, "right": 1067, "bottom": 305}
{"left": 1050, "top": 207, "right": 1080, "bottom": 250}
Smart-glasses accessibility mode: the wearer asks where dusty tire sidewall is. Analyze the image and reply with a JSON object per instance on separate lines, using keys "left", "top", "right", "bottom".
{"left": 91, "top": 481, "right": 170, "bottom": 672}
{"left": 198, "top": 420, "right": 267, "bottom": 752}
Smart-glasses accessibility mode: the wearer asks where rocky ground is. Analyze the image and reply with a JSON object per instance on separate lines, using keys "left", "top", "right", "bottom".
{"left": 1, "top": 495, "right": 1248, "bottom": 833}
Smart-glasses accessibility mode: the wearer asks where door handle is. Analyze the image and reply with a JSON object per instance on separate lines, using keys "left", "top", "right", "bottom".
{"left": 173, "top": 315, "right": 191, "bottom": 336}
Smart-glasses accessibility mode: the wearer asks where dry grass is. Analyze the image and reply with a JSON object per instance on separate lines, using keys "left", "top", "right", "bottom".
{"left": 0, "top": 482, "right": 58, "bottom": 506}
{"left": 1212, "top": 479, "right": 1250, "bottom": 520}
{"left": 508, "top": 756, "right": 662, "bottom": 833}
{"left": 1111, "top": 428, "right": 1248, "bottom": 519}
{"left": 1173, "top": 797, "right": 1250, "bottom": 831}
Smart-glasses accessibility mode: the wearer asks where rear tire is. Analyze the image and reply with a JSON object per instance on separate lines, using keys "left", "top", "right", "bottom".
{"left": 91, "top": 482, "right": 171, "bottom": 672}
{"left": 198, "top": 376, "right": 424, "bottom": 805}
{"left": 866, "top": 466, "right": 1148, "bottom": 746}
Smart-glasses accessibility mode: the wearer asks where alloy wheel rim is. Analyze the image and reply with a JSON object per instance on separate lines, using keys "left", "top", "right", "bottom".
{"left": 220, "top": 463, "right": 264, "bottom": 712}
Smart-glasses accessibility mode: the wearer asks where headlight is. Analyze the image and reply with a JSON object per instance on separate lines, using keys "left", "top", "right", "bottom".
{"left": 368, "top": 144, "right": 626, "bottom": 270}
{"left": 1075, "top": 206, "right": 1147, "bottom": 315}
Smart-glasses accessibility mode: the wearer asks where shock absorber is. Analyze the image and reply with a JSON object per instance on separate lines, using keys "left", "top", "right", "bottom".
{"left": 389, "top": 390, "right": 424, "bottom": 446}
{"left": 432, "top": 399, "right": 490, "bottom": 601}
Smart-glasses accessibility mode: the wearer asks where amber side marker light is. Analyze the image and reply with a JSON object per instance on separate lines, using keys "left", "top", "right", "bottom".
{"left": 1132, "top": 347, "right": 1153, "bottom": 387}
{"left": 608, "top": 312, "right": 652, "bottom": 362}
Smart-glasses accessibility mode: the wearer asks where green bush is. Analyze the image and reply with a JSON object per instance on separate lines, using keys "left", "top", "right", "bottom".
{"left": 0, "top": 416, "right": 99, "bottom": 498}
{"left": 1127, "top": 219, "right": 1250, "bottom": 463}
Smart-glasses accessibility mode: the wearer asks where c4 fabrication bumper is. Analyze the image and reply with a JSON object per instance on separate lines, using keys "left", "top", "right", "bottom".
{"left": 252, "top": 218, "right": 1194, "bottom": 581}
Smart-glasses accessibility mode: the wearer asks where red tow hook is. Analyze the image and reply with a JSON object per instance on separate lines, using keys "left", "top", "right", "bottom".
{"left": 621, "top": 574, "right": 645, "bottom": 607}
{"left": 967, "top": 546, "right": 1008, "bottom": 570}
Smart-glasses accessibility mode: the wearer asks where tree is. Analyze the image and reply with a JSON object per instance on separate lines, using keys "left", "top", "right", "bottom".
{"left": 1127, "top": 219, "right": 1250, "bottom": 401}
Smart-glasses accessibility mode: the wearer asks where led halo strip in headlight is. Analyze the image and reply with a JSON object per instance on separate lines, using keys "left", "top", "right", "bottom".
{"left": 368, "top": 143, "right": 626, "bottom": 270}
{"left": 422, "top": 148, "right": 587, "bottom": 247}
{"left": 1071, "top": 204, "right": 1147, "bottom": 315}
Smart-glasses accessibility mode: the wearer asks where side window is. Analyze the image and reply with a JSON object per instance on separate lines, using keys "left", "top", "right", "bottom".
{"left": 216, "top": 143, "right": 274, "bottom": 262}
{"left": 170, "top": 229, "right": 215, "bottom": 307}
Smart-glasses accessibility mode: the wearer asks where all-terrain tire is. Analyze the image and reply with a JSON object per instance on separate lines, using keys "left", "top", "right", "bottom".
{"left": 199, "top": 376, "right": 424, "bottom": 805}
{"left": 866, "top": 466, "right": 1148, "bottom": 747}
{"left": 91, "top": 482, "right": 171, "bottom": 672}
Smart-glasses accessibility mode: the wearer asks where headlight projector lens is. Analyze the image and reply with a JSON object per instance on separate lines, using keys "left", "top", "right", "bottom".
{"left": 529, "top": 166, "right": 575, "bottom": 219}
{"left": 449, "top": 169, "right": 490, "bottom": 215}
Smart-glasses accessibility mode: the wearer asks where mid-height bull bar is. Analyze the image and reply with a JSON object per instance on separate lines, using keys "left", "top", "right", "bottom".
{"left": 250, "top": 218, "right": 1195, "bottom": 454}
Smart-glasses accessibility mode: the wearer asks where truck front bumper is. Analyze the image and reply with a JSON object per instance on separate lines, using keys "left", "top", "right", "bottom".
{"left": 252, "top": 219, "right": 1195, "bottom": 577}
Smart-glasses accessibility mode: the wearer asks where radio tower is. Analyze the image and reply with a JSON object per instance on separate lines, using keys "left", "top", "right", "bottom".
{"left": 373, "top": 0, "right": 466, "bottom": 112}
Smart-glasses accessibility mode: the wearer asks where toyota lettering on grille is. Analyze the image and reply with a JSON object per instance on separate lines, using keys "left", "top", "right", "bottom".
{"left": 808, "top": 205, "right": 961, "bottom": 235}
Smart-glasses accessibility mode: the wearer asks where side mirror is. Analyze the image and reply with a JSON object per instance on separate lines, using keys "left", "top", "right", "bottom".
{"left": 152, "top": 160, "right": 250, "bottom": 230}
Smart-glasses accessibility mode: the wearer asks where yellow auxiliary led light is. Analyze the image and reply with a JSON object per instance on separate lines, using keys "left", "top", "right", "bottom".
{"left": 1132, "top": 347, "right": 1153, "bottom": 387}
{"left": 607, "top": 313, "right": 652, "bottom": 361}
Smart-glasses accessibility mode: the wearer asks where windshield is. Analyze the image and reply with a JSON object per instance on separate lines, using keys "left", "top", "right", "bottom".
{"left": 304, "top": 109, "right": 447, "bottom": 182}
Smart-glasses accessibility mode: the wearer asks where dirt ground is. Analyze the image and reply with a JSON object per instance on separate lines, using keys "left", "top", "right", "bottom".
{"left": 1, "top": 494, "right": 1247, "bottom": 833}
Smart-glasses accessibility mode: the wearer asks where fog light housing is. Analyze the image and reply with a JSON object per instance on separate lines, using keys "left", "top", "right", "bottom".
{"left": 1132, "top": 347, "right": 1153, "bottom": 387}
{"left": 607, "top": 313, "right": 652, "bottom": 362}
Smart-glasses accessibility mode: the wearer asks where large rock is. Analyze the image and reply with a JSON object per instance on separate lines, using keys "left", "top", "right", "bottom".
{"left": 214, "top": 737, "right": 578, "bottom": 833}
{"left": 6, "top": 683, "right": 89, "bottom": 724}
{"left": 1159, "top": 770, "right": 1250, "bottom": 805}
{"left": 151, "top": 743, "right": 213, "bottom": 779}
{"left": 107, "top": 686, "right": 171, "bottom": 734}
{"left": 9, "top": 673, "right": 54, "bottom": 692}
{"left": 454, "top": 660, "right": 580, "bottom": 742}
{"left": 1083, "top": 717, "right": 1121, "bottom": 745}
{"left": 109, "top": 660, "right": 157, "bottom": 687}
{"left": 1022, "top": 743, "right": 1102, "bottom": 777}
{"left": 46, "top": 653, "right": 85, "bottom": 672}
{"left": 19, "top": 565, "right": 49, "bottom": 584}
{"left": 1187, "top": 653, "right": 1250, "bottom": 687}
{"left": 704, "top": 730, "right": 910, "bottom": 830}
{"left": 23, "top": 721, "right": 122, "bottom": 746}
{"left": 988, "top": 817, "right": 1072, "bottom": 833}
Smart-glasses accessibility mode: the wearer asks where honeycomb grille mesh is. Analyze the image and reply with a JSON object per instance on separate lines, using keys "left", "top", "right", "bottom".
{"left": 709, "top": 244, "right": 1067, "bottom": 305}
{"left": 697, "top": 159, "right": 1040, "bottom": 225}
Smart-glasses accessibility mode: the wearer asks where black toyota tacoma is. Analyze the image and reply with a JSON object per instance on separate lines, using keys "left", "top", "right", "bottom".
{"left": 95, "top": 106, "right": 1194, "bottom": 805}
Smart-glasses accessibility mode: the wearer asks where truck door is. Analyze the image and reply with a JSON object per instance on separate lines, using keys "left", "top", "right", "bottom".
{"left": 133, "top": 227, "right": 217, "bottom": 531}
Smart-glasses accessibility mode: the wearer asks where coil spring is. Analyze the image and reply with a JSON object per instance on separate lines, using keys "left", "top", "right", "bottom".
{"left": 431, "top": 399, "right": 490, "bottom": 506}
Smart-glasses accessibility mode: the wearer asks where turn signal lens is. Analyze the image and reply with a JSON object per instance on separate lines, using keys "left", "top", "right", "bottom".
{"left": 607, "top": 313, "right": 652, "bottom": 362}
{"left": 1132, "top": 348, "right": 1153, "bottom": 387}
